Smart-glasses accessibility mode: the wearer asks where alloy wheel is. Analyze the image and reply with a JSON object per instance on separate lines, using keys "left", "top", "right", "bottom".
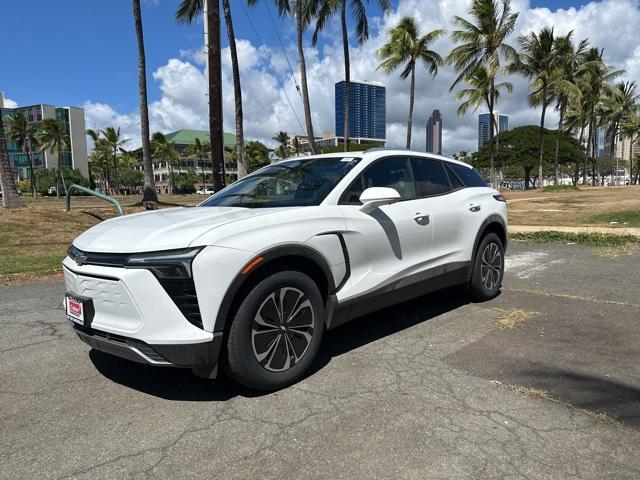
{"left": 251, "top": 287, "right": 315, "bottom": 372}
{"left": 480, "top": 242, "right": 502, "bottom": 291}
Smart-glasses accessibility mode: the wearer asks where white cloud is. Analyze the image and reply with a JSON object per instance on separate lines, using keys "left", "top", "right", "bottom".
{"left": 83, "top": 0, "right": 640, "bottom": 154}
{"left": 3, "top": 96, "right": 18, "bottom": 108}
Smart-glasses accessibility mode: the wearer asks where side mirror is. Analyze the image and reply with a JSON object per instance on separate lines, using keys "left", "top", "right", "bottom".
{"left": 359, "top": 187, "right": 401, "bottom": 213}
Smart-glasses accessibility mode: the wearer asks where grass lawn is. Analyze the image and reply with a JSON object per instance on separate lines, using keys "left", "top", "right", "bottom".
{"left": 0, "top": 194, "right": 202, "bottom": 286}
{"left": 504, "top": 185, "right": 640, "bottom": 228}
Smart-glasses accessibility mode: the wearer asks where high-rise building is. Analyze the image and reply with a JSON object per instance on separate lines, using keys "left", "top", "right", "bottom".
{"left": 1, "top": 102, "right": 89, "bottom": 179}
{"left": 426, "top": 109, "right": 442, "bottom": 155}
{"left": 335, "top": 80, "right": 386, "bottom": 141}
{"left": 478, "top": 112, "right": 508, "bottom": 149}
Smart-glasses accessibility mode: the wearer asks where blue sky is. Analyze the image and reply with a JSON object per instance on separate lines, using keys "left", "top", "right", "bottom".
{"left": 2, "top": 0, "right": 587, "bottom": 112}
{"left": 4, "top": 0, "right": 635, "bottom": 153}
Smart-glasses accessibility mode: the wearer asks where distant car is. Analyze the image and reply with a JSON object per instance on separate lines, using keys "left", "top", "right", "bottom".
{"left": 47, "top": 186, "right": 57, "bottom": 196}
{"left": 196, "top": 188, "right": 214, "bottom": 195}
{"left": 64, "top": 150, "right": 508, "bottom": 390}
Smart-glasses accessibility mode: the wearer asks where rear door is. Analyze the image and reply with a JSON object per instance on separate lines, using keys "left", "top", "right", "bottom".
{"left": 338, "top": 156, "right": 433, "bottom": 301}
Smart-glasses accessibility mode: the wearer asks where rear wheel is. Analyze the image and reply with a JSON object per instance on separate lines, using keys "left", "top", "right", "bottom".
{"left": 225, "top": 270, "right": 324, "bottom": 390}
{"left": 468, "top": 232, "right": 504, "bottom": 301}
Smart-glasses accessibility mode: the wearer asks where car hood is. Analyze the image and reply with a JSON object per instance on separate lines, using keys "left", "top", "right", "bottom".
{"left": 72, "top": 206, "right": 298, "bottom": 253}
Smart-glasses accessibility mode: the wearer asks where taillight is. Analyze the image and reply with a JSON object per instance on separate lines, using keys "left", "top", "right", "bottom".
{"left": 493, "top": 194, "right": 506, "bottom": 202}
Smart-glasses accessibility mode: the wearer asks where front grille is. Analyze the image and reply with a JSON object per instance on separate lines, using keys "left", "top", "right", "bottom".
{"left": 157, "top": 278, "right": 203, "bottom": 329}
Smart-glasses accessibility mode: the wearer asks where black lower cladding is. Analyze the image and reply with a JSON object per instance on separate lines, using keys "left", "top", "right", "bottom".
{"left": 327, "top": 261, "right": 472, "bottom": 330}
{"left": 72, "top": 323, "right": 223, "bottom": 368}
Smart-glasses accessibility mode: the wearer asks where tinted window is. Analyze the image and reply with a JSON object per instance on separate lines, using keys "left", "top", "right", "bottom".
{"left": 444, "top": 163, "right": 464, "bottom": 189}
{"left": 448, "top": 163, "right": 487, "bottom": 187}
{"left": 411, "top": 158, "right": 451, "bottom": 196}
{"left": 201, "top": 157, "right": 360, "bottom": 208}
{"left": 341, "top": 157, "right": 416, "bottom": 204}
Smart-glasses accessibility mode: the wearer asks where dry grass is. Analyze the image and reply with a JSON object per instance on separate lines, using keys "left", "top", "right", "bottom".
{"left": 491, "top": 380, "right": 622, "bottom": 427}
{"left": 0, "top": 194, "right": 201, "bottom": 286}
{"left": 494, "top": 308, "right": 537, "bottom": 329}
{"left": 504, "top": 185, "right": 640, "bottom": 227}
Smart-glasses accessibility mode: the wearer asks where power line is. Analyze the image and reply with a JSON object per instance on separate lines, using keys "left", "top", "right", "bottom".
{"left": 263, "top": 1, "right": 302, "bottom": 99}
{"left": 239, "top": 1, "right": 305, "bottom": 134}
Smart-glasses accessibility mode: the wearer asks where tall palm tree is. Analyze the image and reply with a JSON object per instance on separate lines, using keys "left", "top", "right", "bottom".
{"left": 564, "top": 96, "right": 590, "bottom": 184}
{"left": 312, "top": 0, "right": 392, "bottom": 151}
{"left": 186, "top": 137, "right": 210, "bottom": 190}
{"left": 132, "top": 0, "right": 159, "bottom": 208}
{"left": 508, "top": 27, "right": 557, "bottom": 187}
{"left": 0, "top": 111, "right": 24, "bottom": 208}
{"left": 377, "top": 17, "right": 443, "bottom": 148}
{"left": 620, "top": 114, "right": 640, "bottom": 184}
{"left": 247, "top": 1, "right": 319, "bottom": 154}
{"left": 152, "top": 132, "right": 180, "bottom": 195}
{"left": 176, "top": 0, "right": 225, "bottom": 191}
{"left": 100, "top": 126, "right": 129, "bottom": 194}
{"left": 551, "top": 33, "right": 587, "bottom": 184}
{"left": 602, "top": 81, "right": 638, "bottom": 165}
{"left": 35, "top": 118, "right": 71, "bottom": 198}
{"left": 6, "top": 111, "right": 37, "bottom": 197}
{"left": 580, "top": 47, "right": 622, "bottom": 185}
{"left": 454, "top": 67, "right": 513, "bottom": 117}
{"left": 273, "top": 131, "right": 289, "bottom": 159}
{"left": 447, "top": 0, "right": 518, "bottom": 188}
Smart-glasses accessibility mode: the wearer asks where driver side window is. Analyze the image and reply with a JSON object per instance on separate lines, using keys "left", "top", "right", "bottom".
{"left": 340, "top": 157, "right": 416, "bottom": 204}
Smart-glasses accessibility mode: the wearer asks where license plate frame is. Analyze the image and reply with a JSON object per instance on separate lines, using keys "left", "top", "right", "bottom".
{"left": 65, "top": 293, "right": 94, "bottom": 327}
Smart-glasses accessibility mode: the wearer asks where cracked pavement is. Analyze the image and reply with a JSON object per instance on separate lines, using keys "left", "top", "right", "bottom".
{"left": 1, "top": 242, "right": 639, "bottom": 479}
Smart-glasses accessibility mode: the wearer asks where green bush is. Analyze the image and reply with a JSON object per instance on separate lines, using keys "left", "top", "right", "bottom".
{"left": 34, "top": 168, "right": 90, "bottom": 196}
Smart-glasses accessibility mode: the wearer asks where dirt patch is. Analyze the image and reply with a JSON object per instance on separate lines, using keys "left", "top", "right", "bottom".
{"left": 494, "top": 309, "right": 537, "bottom": 329}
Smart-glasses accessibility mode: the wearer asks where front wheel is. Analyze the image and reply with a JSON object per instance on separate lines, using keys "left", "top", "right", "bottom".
{"left": 468, "top": 233, "right": 504, "bottom": 301}
{"left": 225, "top": 270, "right": 324, "bottom": 390}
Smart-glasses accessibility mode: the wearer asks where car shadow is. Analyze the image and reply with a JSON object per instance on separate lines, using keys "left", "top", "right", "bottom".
{"left": 90, "top": 286, "right": 471, "bottom": 401}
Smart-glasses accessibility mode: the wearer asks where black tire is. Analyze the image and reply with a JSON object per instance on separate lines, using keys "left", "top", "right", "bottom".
{"left": 225, "top": 270, "right": 324, "bottom": 391}
{"left": 468, "top": 232, "right": 504, "bottom": 301}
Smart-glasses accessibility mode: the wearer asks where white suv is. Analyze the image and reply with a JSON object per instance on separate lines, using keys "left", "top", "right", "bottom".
{"left": 64, "top": 150, "right": 507, "bottom": 390}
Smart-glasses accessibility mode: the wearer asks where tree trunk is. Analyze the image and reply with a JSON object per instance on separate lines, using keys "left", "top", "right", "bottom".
{"left": 590, "top": 108, "right": 597, "bottom": 186}
{"left": 553, "top": 101, "right": 565, "bottom": 185}
{"left": 537, "top": 93, "right": 547, "bottom": 188}
{"left": 206, "top": 0, "right": 225, "bottom": 191}
{"left": 295, "top": 1, "right": 317, "bottom": 155}
{"left": 629, "top": 137, "right": 634, "bottom": 185}
{"left": 524, "top": 166, "right": 531, "bottom": 190}
{"left": 200, "top": 155, "right": 206, "bottom": 190}
{"left": 133, "top": 0, "right": 158, "bottom": 209}
{"left": 222, "top": 0, "right": 245, "bottom": 179}
{"left": 406, "top": 65, "right": 415, "bottom": 149}
{"left": 23, "top": 141, "right": 36, "bottom": 197}
{"left": 488, "top": 77, "right": 496, "bottom": 188}
{"left": 0, "top": 114, "right": 24, "bottom": 208}
{"left": 340, "top": 0, "right": 350, "bottom": 152}
{"left": 585, "top": 120, "right": 592, "bottom": 186}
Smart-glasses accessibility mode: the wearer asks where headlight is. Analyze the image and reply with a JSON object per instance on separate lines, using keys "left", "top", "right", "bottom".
{"left": 125, "top": 248, "right": 202, "bottom": 279}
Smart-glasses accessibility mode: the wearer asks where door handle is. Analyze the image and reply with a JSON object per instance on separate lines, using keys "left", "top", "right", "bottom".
{"left": 413, "top": 212, "right": 430, "bottom": 224}
{"left": 469, "top": 204, "right": 481, "bottom": 212}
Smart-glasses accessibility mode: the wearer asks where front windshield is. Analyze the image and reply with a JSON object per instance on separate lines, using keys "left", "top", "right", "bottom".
{"left": 201, "top": 157, "right": 361, "bottom": 208}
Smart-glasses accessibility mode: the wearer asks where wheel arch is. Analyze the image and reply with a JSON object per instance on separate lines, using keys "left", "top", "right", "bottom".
{"left": 214, "top": 244, "right": 335, "bottom": 336}
{"left": 472, "top": 215, "right": 508, "bottom": 260}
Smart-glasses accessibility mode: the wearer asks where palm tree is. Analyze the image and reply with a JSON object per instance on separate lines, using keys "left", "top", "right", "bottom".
{"left": 620, "top": 114, "right": 640, "bottom": 184}
{"left": 377, "top": 17, "right": 443, "bottom": 148}
{"left": 247, "top": 0, "right": 320, "bottom": 155}
{"left": 0, "top": 112, "right": 24, "bottom": 208}
{"left": 100, "top": 126, "right": 129, "bottom": 194}
{"left": 551, "top": 33, "right": 587, "bottom": 184}
{"left": 273, "top": 131, "right": 289, "bottom": 159}
{"left": 312, "top": 0, "right": 392, "bottom": 151}
{"left": 176, "top": 0, "right": 226, "bottom": 192}
{"left": 602, "top": 81, "right": 638, "bottom": 175}
{"left": 454, "top": 67, "right": 513, "bottom": 117}
{"left": 6, "top": 111, "right": 37, "bottom": 197}
{"left": 508, "top": 27, "right": 557, "bottom": 187}
{"left": 186, "top": 137, "right": 210, "bottom": 190}
{"left": 35, "top": 118, "right": 71, "bottom": 198}
{"left": 152, "top": 132, "right": 180, "bottom": 195}
{"left": 132, "top": 0, "right": 159, "bottom": 208}
{"left": 447, "top": 0, "right": 519, "bottom": 188}
{"left": 564, "top": 97, "right": 590, "bottom": 184}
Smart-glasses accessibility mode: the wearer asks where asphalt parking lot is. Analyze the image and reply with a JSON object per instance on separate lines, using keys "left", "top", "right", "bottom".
{"left": 1, "top": 242, "right": 639, "bottom": 479}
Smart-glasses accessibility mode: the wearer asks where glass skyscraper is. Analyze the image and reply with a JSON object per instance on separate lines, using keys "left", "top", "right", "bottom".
{"left": 335, "top": 80, "right": 386, "bottom": 140}
{"left": 478, "top": 112, "right": 509, "bottom": 149}
{"left": 426, "top": 109, "right": 442, "bottom": 155}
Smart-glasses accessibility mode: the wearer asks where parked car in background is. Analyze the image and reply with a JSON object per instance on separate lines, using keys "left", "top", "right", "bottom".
{"left": 196, "top": 188, "right": 214, "bottom": 195}
{"left": 63, "top": 150, "right": 508, "bottom": 390}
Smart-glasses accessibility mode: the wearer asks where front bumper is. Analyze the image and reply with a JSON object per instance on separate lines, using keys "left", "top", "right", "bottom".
{"left": 72, "top": 322, "right": 223, "bottom": 368}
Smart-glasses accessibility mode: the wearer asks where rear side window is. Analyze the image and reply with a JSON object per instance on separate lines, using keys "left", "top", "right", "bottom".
{"left": 444, "top": 164, "right": 464, "bottom": 189}
{"left": 410, "top": 158, "right": 450, "bottom": 196}
{"left": 341, "top": 157, "right": 416, "bottom": 204}
{"left": 447, "top": 163, "right": 487, "bottom": 187}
